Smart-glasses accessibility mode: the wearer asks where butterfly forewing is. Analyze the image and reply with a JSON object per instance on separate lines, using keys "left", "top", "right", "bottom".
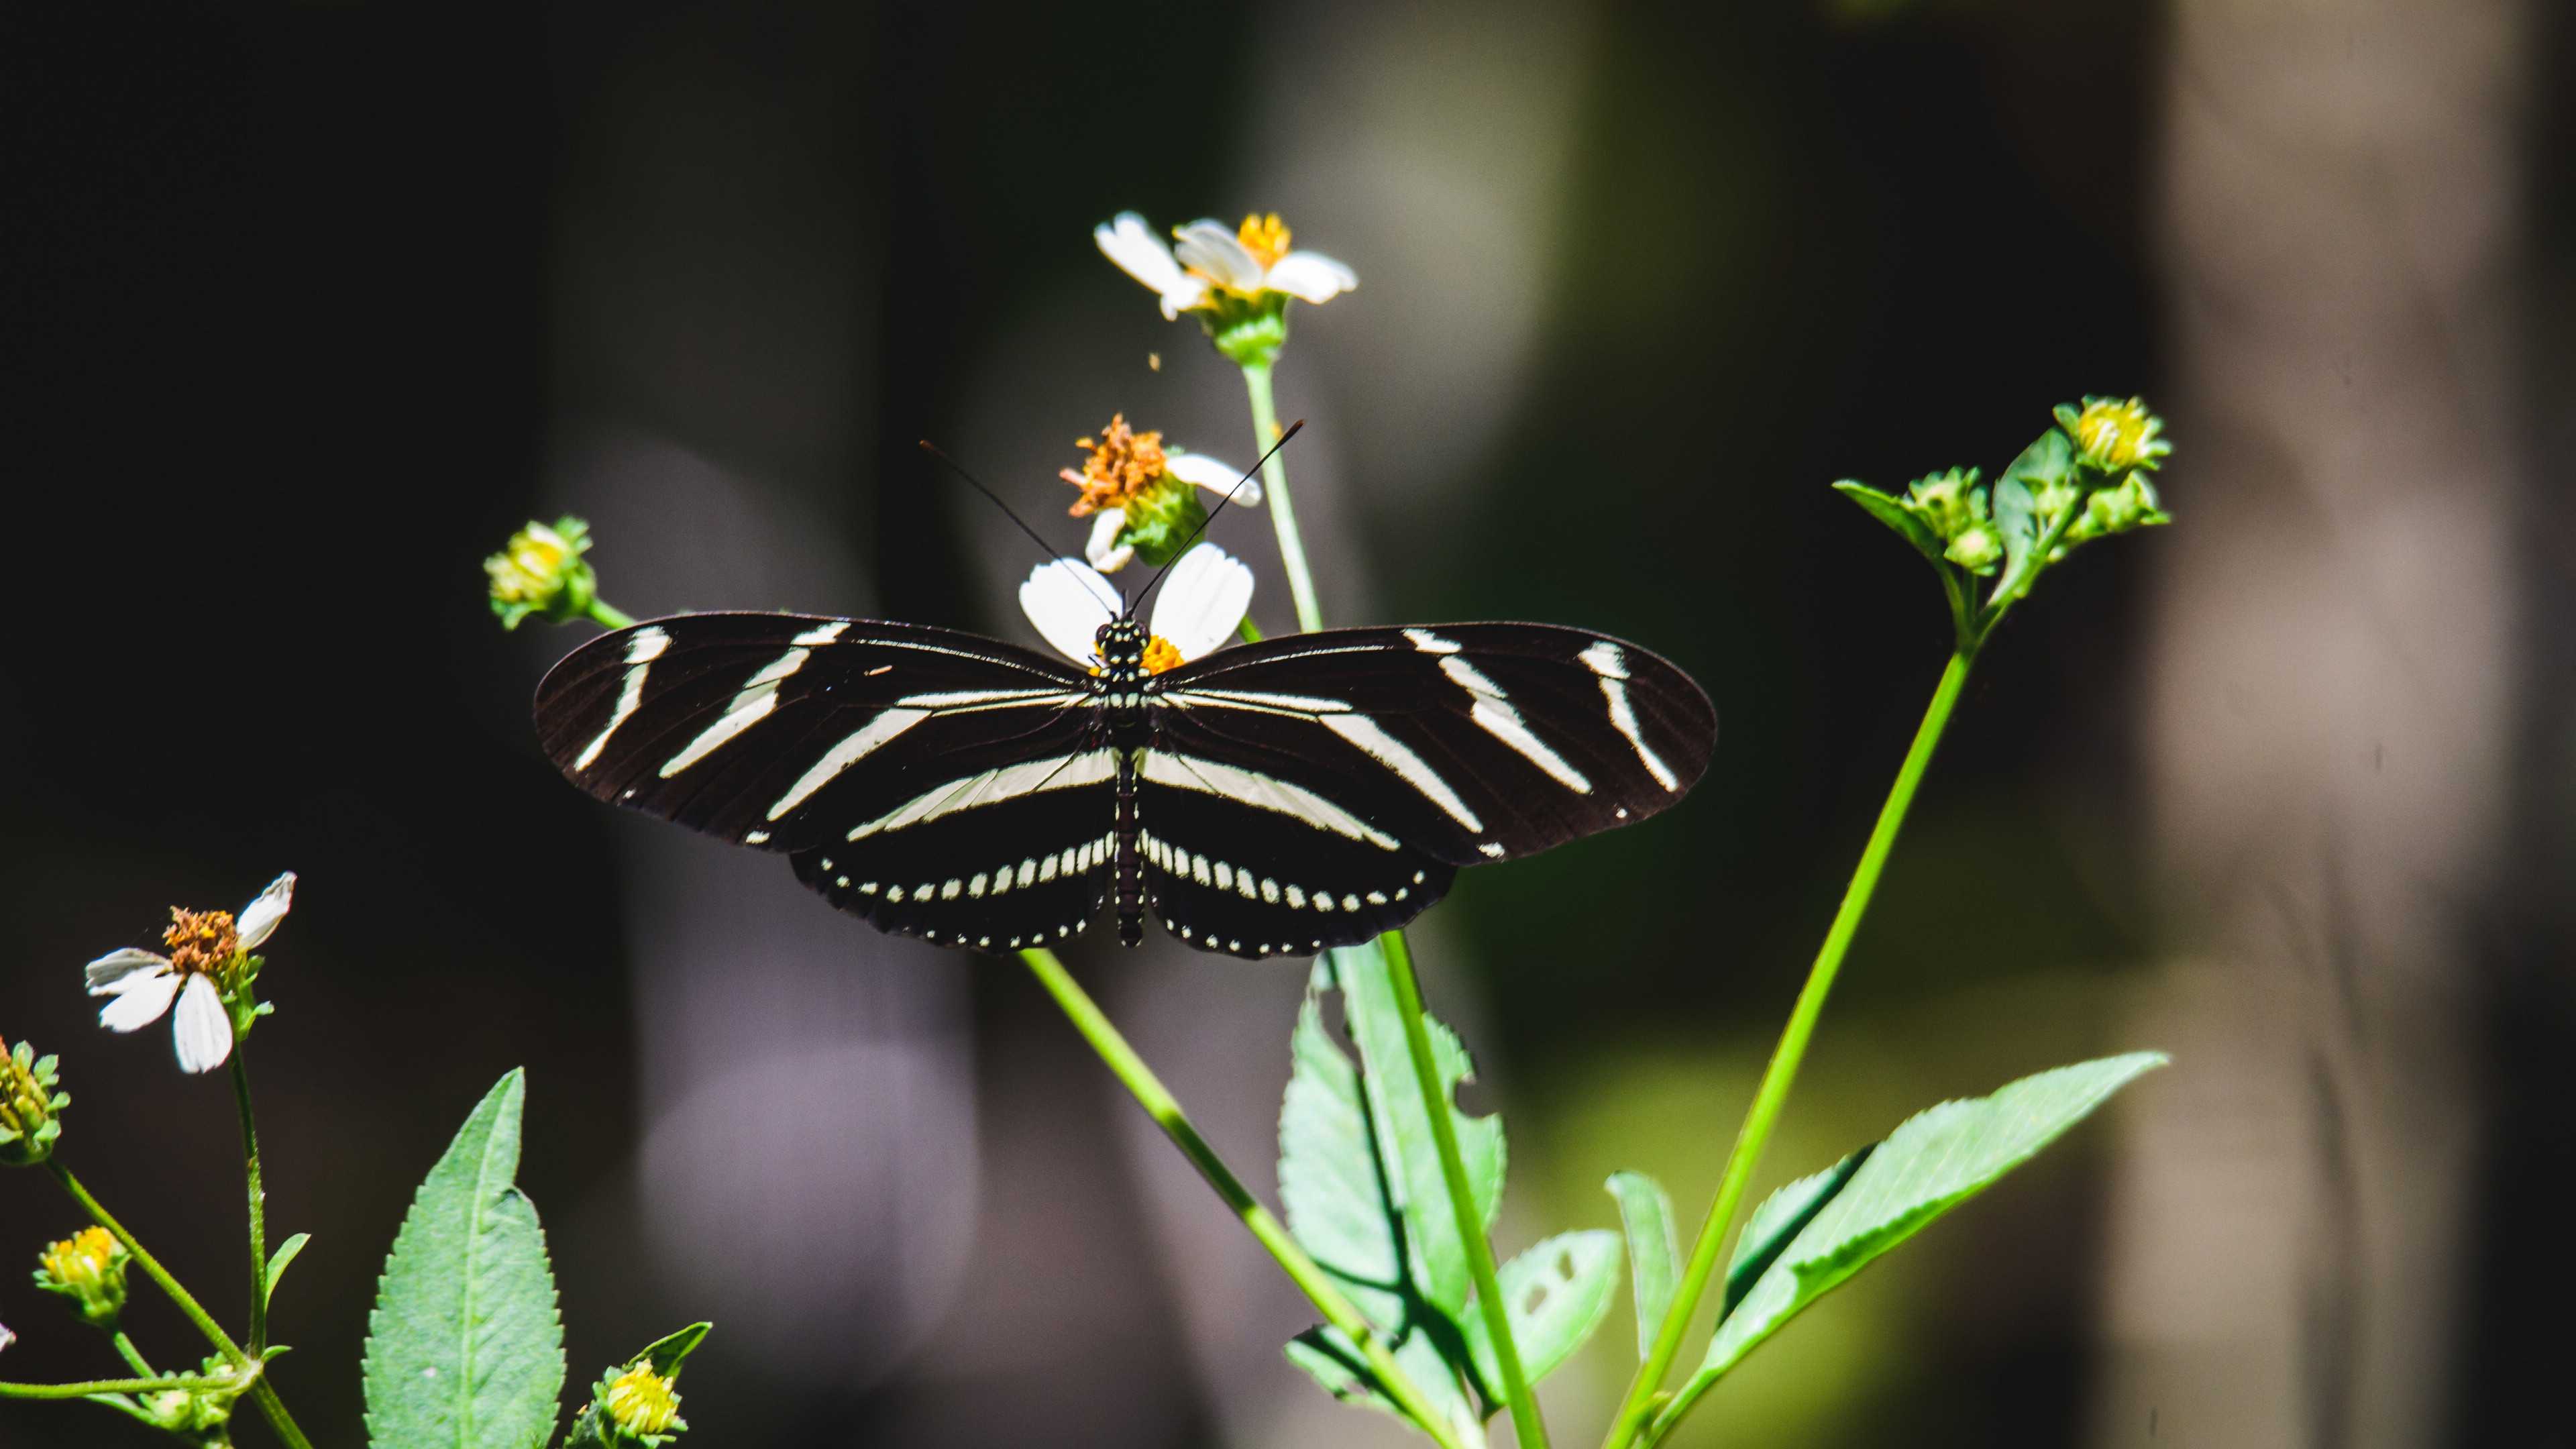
{"left": 535, "top": 614, "right": 1093, "bottom": 851}
{"left": 1150, "top": 624, "right": 1714, "bottom": 867}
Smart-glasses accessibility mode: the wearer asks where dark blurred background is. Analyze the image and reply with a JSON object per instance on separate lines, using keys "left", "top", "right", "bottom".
{"left": 6, "top": 1, "right": 2571, "bottom": 1446}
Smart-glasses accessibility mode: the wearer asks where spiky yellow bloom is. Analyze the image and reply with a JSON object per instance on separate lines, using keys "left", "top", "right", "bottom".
{"left": 2065, "top": 397, "right": 2167, "bottom": 473}
{"left": 36, "top": 1225, "right": 128, "bottom": 1325}
{"left": 603, "top": 1364, "right": 682, "bottom": 1437}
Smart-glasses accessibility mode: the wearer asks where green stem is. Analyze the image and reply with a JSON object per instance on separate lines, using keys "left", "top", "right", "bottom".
{"left": 0, "top": 1375, "right": 232, "bottom": 1399}
{"left": 1605, "top": 649, "right": 1974, "bottom": 1449}
{"left": 110, "top": 1330, "right": 156, "bottom": 1379}
{"left": 229, "top": 1051, "right": 268, "bottom": 1351}
{"left": 1380, "top": 930, "right": 1548, "bottom": 1449}
{"left": 46, "top": 1165, "right": 316, "bottom": 1449}
{"left": 586, "top": 598, "right": 637, "bottom": 629}
{"left": 1017, "top": 948, "right": 1468, "bottom": 1449}
{"left": 1238, "top": 361, "right": 1323, "bottom": 633}
{"left": 1237, "top": 615, "right": 1266, "bottom": 645}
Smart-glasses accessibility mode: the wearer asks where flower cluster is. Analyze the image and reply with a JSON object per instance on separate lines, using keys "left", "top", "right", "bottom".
{"left": 0, "top": 1041, "right": 67, "bottom": 1168}
{"left": 487, "top": 517, "right": 608, "bottom": 631}
{"left": 85, "top": 873, "right": 294, "bottom": 1074}
{"left": 1061, "top": 413, "right": 1260, "bottom": 572}
{"left": 1096, "top": 211, "right": 1355, "bottom": 364}
{"left": 34, "top": 1226, "right": 129, "bottom": 1328}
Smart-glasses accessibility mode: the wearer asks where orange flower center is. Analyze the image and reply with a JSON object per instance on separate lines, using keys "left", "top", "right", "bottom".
{"left": 1061, "top": 413, "right": 1171, "bottom": 517}
{"left": 1238, "top": 213, "right": 1292, "bottom": 270}
{"left": 164, "top": 908, "right": 239, "bottom": 977}
{"left": 1141, "top": 636, "right": 1185, "bottom": 674}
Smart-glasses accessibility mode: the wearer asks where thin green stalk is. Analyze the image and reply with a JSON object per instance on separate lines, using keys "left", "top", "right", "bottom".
{"left": 110, "top": 1331, "right": 156, "bottom": 1379}
{"left": 229, "top": 1051, "right": 268, "bottom": 1350}
{"left": 586, "top": 599, "right": 637, "bottom": 629}
{"left": 0, "top": 1375, "right": 233, "bottom": 1399}
{"left": 1380, "top": 930, "right": 1547, "bottom": 1449}
{"left": 47, "top": 1165, "right": 316, "bottom": 1449}
{"left": 1018, "top": 948, "right": 1469, "bottom": 1449}
{"left": 1238, "top": 361, "right": 1323, "bottom": 633}
{"left": 1605, "top": 649, "right": 1973, "bottom": 1449}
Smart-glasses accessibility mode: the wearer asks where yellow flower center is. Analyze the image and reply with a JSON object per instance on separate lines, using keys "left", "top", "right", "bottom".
{"left": 487, "top": 523, "right": 576, "bottom": 604}
{"left": 1061, "top": 414, "right": 1171, "bottom": 517}
{"left": 42, "top": 1226, "right": 119, "bottom": 1293}
{"left": 2070, "top": 398, "right": 2155, "bottom": 470}
{"left": 1141, "top": 636, "right": 1185, "bottom": 674}
{"left": 604, "top": 1365, "right": 682, "bottom": 1436}
{"left": 1238, "top": 213, "right": 1292, "bottom": 270}
{"left": 164, "top": 908, "right": 240, "bottom": 979}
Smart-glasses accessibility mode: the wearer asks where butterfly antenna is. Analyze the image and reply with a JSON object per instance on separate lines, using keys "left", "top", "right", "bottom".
{"left": 918, "top": 439, "right": 1122, "bottom": 618}
{"left": 1134, "top": 419, "right": 1305, "bottom": 616}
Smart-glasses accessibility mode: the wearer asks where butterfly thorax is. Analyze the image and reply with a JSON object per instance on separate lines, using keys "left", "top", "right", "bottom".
{"left": 1093, "top": 617, "right": 1152, "bottom": 738}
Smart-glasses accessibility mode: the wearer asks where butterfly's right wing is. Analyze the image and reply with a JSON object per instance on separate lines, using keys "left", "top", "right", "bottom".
{"left": 535, "top": 612, "right": 1113, "bottom": 950}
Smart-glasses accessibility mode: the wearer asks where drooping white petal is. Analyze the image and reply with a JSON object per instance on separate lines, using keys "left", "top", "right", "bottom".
{"left": 171, "top": 974, "right": 234, "bottom": 1073}
{"left": 86, "top": 947, "right": 174, "bottom": 989}
{"left": 1095, "top": 214, "right": 1206, "bottom": 319}
{"left": 1085, "top": 509, "right": 1135, "bottom": 573}
{"left": 1020, "top": 558, "right": 1123, "bottom": 665}
{"left": 1172, "top": 221, "right": 1265, "bottom": 291}
{"left": 1150, "top": 543, "right": 1254, "bottom": 663}
{"left": 235, "top": 871, "right": 297, "bottom": 949}
{"left": 1165, "top": 451, "right": 1262, "bottom": 507}
{"left": 97, "top": 969, "right": 181, "bottom": 1032}
{"left": 1264, "top": 251, "right": 1358, "bottom": 304}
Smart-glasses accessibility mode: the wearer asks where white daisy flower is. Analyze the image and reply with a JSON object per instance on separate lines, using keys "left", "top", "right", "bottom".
{"left": 1094, "top": 211, "right": 1356, "bottom": 319}
{"left": 85, "top": 872, "right": 295, "bottom": 1075}
{"left": 1020, "top": 543, "right": 1254, "bottom": 673}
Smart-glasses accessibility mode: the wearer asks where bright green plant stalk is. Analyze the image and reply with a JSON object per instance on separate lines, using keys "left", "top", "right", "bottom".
{"left": 229, "top": 1051, "right": 269, "bottom": 1351}
{"left": 0, "top": 1375, "right": 237, "bottom": 1399}
{"left": 1018, "top": 947, "right": 1470, "bottom": 1449}
{"left": 46, "top": 1164, "right": 315, "bottom": 1449}
{"left": 110, "top": 1332, "right": 156, "bottom": 1379}
{"left": 1381, "top": 930, "right": 1548, "bottom": 1449}
{"left": 1604, "top": 649, "right": 1972, "bottom": 1449}
{"left": 587, "top": 599, "right": 636, "bottom": 629}
{"left": 1239, "top": 361, "right": 1323, "bottom": 634}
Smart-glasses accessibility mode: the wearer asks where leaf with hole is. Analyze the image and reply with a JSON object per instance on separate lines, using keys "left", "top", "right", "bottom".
{"left": 1462, "top": 1230, "right": 1621, "bottom": 1392}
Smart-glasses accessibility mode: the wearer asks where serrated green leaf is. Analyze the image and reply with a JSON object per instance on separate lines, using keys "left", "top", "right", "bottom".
{"left": 363, "top": 1069, "right": 566, "bottom": 1449}
{"left": 1721, "top": 1150, "right": 1868, "bottom": 1318}
{"left": 1279, "top": 969, "right": 1411, "bottom": 1332}
{"left": 1685, "top": 1053, "right": 2164, "bottom": 1396}
{"left": 1329, "top": 942, "right": 1505, "bottom": 1319}
{"left": 1605, "top": 1172, "right": 1678, "bottom": 1359}
{"left": 1286, "top": 1325, "right": 1481, "bottom": 1445}
{"left": 264, "top": 1232, "right": 311, "bottom": 1312}
{"left": 1832, "top": 481, "right": 1945, "bottom": 566}
{"left": 1462, "top": 1230, "right": 1621, "bottom": 1391}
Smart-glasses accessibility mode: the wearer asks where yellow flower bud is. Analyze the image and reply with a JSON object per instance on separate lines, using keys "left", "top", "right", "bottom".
{"left": 35, "top": 1225, "right": 129, "bottom": 1326}
{"left": 2061, "top": 396, "right": 2169, "bottom": 473}
{"left": 603, "top": 1364, "right": 683, "bottom": 1438}
{"left": 485, "top": 517, "right": 604, "bottom": 630}
{"left": 0, "top": 1041, "right": 66, "bottom": 1167}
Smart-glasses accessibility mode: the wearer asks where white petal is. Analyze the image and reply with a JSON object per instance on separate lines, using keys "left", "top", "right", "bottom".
{"left": 1095, "top": 215, "right": 1205, "bottom": 318}
{"left": 1165, "top": 451, "right": 1263, "bottom": 507}
{"left": 97, "top": 970, "right": 181, "bottom": 1032}
{"left": 171, "top": 975, "right": 234, "bottom": 1073}
{"left": 1085, "top": 510, "right": 1135, "bottom": 573}
{"left": 1020, "top": 558, "right": 1122, "bottom": 665}
{"left": 1150, "top": 543, "right": 1254, "bottom": 662}
{"left": 1265, "top": 251, "right": 1358, "bottom": 304}
{"left": 1172, "top": 221, "right": 1265, "bottom": 291}
{"left": 87, "top": 947, "right": 174, "bottom": 990}
{"left": 235, "top": 871, "right": 297, "bottom": 949}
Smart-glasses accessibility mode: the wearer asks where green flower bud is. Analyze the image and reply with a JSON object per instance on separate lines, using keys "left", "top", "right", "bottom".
{"left": 2054, "top": 396, "right": 2171, "bottom": 474}
{"left": 567, "top": 1323, "right": 709, "bottom": 1449}
{"left": 35, "top": 1226, "right": 128, "bottom": 1327}
{"left": 486, "top": 517, "right": 604, "bottom": 631}
{"left": 2063, "top": 468, "right": 2171, "bottom": 545}
{"left": 0, "top": 1041, "right": 67, "bottom": 1167}
{"left": 1900, "top": 468, "right": 2006, "bottom": 576}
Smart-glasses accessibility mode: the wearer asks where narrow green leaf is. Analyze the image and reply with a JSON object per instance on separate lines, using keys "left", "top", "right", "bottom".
{"left": 634, "top": 1322, "right": 712, "bottom": 1378}
{"left": 1462, "top": 1230, "right": 1621, "bottom": 1391}
{"left": 1831, "top": 481, "right": 1945, "bottom": 566}
{"left": 1330, "top": 942, "right": 1505, "bottom": 1318}
{"left": 1988, "top": 427, "right": 2073, "bottom": 603}
{"left": 264, "top": 1232, "right": 312, "bottom": 1312}
{"left": 1721, "top": 1150, "right": 1868, "bottom": 1318}
{"left": 362, "top": 1069, "right": 566, "bottom": 1449}
{"left": 1605, "top": 1172, "right": 1678, "bottom": 1359}
{"left": 1686, "top": 1053, "right": 2165, "bottom": 1394}
{"left": 1286, "top": 1325, "right": 1479, "bottom": 1444}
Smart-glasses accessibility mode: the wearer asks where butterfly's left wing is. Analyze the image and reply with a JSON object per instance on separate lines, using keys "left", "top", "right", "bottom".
{"left": 535, "top": 612, "right": 1114, "bottom": 951}
{"left": 1136, "top": 622, "right": 1715, "bottom": 959}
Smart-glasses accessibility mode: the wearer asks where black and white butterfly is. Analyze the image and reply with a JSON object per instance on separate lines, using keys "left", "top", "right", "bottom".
{"left": 533, "top": 547, "right": 1715, "bottom": 960}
